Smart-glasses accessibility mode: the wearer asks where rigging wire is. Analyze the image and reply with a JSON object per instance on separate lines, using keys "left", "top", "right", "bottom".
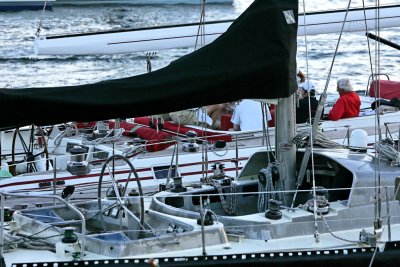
{"left": 260, "top": 102, "right": 276, "bottom": 163}
{"left": 360, "top": 0, "right": 383, "bottom": 242}
{"left": 195, "top": 0, "right": 207, "bottom": 50}
{"left": 362, "top": 0, "right": 383, "bottom": 228}
{"left": 292, "top": 0, "right": 357, "bottom": 211}
{"left": 35, "top": 0, "right": 49, "bottom": 37}
{"left": 298, "top": 0, "right": 320, "bottom": 243}
{"left": 372, "top": 0, "right": 383, "bottom": 234}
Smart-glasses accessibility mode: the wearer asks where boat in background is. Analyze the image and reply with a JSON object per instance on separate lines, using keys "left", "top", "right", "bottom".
{"left": 54, "top": 0, "right": 233, "bottom": 5}
{"left": 33, "top": 4, "right": 400, "bottom": 55}
{"left": 0, "top": 0, "right": 53, "bottom": 11}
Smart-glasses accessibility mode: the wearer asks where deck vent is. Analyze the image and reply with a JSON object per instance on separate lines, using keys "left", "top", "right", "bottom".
{"left": 349, "top": 129, "right": 368, "bottom": 152}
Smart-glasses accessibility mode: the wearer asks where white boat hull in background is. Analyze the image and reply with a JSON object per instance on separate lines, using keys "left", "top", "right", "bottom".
{"left": 0, "top": 0, "right": 54, "bottom": 11}
{"left": 34, "top": 21, "right": 232, "bottom": 55}
{"left": 34, "top": 5, "right": 400, "bottom": 56}
{"left": 55, "top": 0, "right": 232, "bottom": 4}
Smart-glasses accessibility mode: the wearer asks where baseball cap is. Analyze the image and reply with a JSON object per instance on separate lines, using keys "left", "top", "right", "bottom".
{"left": 298, "top": 81, "right": 315, "bottom": 92}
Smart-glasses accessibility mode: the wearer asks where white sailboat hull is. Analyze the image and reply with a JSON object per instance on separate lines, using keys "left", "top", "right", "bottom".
{"left": 34, "top": 21, "right": 232, "bottom": 55}
{"left": 55, "top": 0, "right": 232, "bottom": 4}
{"left": 0, "top": 0, "right": 54, "bottom": 11}
{"left": 34, "top": 5, "right": 400, "bottom": 55}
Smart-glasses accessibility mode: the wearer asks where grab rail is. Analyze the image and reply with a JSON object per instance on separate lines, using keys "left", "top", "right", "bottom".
{"left": 0, "top": 191, "right": 86, "bottom": 260}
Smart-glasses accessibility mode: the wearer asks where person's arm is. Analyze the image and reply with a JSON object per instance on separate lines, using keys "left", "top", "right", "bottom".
{"left": 265, "top": 105, "right": 272, "bottom": 121}
{"left": 232, "top": 124, "right": 241, "bottom": 131}
{"left": 327, "top": 98, "right": 345, "bottom": 121}
{"left": 297, "top": 70, "right": 306, "bottom": 83}
{"left": 230, "top": 107, "right": 241, "bottom": 131}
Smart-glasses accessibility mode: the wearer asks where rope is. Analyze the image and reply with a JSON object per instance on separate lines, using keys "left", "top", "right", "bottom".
{"left": 81, "top": 121, "right": 124, "bottom": 145}
{"left": 123, "top": 145, "right": 147, "bottom": 158}
{"left": 317, "top": 209, "right": 360, "bottom": 244}
{"left": 3, "top": 224, "right": 58, "bottom": 252}
{"left": 52, "top": 124, "right": 77, "bottom": 152}
{"left": 293, "top": 130, "right": 343, "bottom": 149}
{"left": 35, "top": 0, "right": 49, "bottom": 37}
{"left": 258, "top": 163, "right": 286, "bottom": 212}
{"left": 202, "top": 176, "right": 237, "bottom": 214}
{"left": 207, "top": 143, "right": 229, "bottom": 157}
{"left": 374, "top": 139, "right": 400, "bottom": 165}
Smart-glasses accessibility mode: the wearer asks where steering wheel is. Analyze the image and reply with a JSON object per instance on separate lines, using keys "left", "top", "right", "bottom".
{"left": 11, "top": 125, "right": 49, "bottom": 175}
{"left": 97, "top": 154, "right": 145, "bottom": 229}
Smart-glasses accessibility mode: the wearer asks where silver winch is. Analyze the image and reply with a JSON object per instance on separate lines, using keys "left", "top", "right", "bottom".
{"left": 182, "top": 130, "right": 199, "bottom": 152}
{"left": 212, "top": 162, "right": 225, "bottom": 177}
{"left": 67, "top": 145, "right": 90, "bottom": 175}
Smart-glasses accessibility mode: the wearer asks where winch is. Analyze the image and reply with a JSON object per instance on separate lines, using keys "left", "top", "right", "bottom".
{"left": 182, "top": 130, "right": 199, "bottom": 152}
{"left": 66, "top": 146, "right": 90, "bottom": 175}
{"left": 305, "top": 186, "right": 330, "bottom": 215}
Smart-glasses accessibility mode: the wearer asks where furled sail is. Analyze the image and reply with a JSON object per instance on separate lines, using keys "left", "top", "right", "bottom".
{"left": 0, "top": 0, "right": 298, "bottom": 130}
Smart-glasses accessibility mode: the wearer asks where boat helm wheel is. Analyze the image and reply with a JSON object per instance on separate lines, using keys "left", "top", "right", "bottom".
{"left": 11, "top": 125, "right": 49, "bottom": 175}
{"left": 97, "top": 154, "right": 145, "bottom": 228}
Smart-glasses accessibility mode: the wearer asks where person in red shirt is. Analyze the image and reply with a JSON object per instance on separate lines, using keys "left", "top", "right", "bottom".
{"left": 327, "top": 78, "right": 361, "bottom": 121}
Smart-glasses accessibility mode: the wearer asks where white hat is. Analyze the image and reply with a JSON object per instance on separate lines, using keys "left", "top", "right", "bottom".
{"left": 299, "top": 81, "right": 315, "bottom": 92}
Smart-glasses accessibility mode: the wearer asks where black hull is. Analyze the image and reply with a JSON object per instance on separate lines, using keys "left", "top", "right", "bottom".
{"left": 12, "top": 241, "right": 400, "bottom": 267}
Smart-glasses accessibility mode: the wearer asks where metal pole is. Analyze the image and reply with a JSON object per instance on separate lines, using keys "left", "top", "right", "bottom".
{"left": 53, "top": 157, "right": 57, "bottom": 205}
{"left": 345, "top": 125, "right": 350, "bottom": 146}
{"left": 385, "top": 186, "right": 391, "bottom": 241}
{"left": 235, "top": 137, "right": 239, "bottom": 177}
{"left": 200, "top": 195, "right": 206, "bottom": 256}
{"left": 0, "top": 194, "right": 4, "bottom": 261}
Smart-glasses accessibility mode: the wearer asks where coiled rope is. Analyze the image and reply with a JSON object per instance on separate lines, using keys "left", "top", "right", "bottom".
{"left": 258, "top": 163, "right": 286, "bottom": 212}
{"left": 202, "top": 176, "right": 236, "bottom": 215}
{"left": 293, "top": 130, "right": 343, "bottom": 148}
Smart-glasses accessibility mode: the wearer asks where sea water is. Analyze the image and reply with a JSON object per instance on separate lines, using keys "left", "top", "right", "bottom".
{"left": 0, "top": 0, "right": 399, "bottom": 93}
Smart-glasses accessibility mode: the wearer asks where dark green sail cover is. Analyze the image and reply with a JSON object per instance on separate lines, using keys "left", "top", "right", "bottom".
{"left": 0, "top": 0, "right": 298, "bottom": 130}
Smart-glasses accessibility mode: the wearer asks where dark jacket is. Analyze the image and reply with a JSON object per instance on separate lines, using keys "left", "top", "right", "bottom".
{"left": 296, "top": 97, "right": 319, "bottom": 124}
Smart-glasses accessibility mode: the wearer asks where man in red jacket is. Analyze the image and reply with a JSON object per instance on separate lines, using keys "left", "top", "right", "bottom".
{"left": 327, "top": 78, "right": 361, "bottom": 121}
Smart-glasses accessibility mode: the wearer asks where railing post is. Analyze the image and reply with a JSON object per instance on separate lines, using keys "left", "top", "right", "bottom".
{"left": 0, "top": 193, "right": 5, "bottom": 266}
{"left": 200, "top": 194, "right": 206, "bottom": 256}
{"left": 385, "top": 186, "right": 391, "bottom": 241}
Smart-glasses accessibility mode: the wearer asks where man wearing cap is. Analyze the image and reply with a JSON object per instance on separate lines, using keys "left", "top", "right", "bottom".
{"left": 327, "top": 78, "right": 361, "bottom": 121}
{"left": 296, "top": 80, "right": 319, "bottom": 124}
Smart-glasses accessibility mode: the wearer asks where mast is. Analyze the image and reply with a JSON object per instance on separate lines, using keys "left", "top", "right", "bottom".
{"left": 275, "top": 93, "right": 297, "bottom": 203}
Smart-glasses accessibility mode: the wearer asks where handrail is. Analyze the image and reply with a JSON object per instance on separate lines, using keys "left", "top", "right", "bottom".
{"left": 0, "top": 191, "right": 86, "bottom": 260}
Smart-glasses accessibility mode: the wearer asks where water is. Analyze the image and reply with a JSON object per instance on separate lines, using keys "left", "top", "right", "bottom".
{"left": 1, "top": 0, "right": 400, "bottom": 94}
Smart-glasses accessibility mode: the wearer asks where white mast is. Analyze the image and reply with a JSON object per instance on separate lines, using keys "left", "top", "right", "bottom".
{"left": 275, "top": 93, "right": 297, "bottom": 203}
